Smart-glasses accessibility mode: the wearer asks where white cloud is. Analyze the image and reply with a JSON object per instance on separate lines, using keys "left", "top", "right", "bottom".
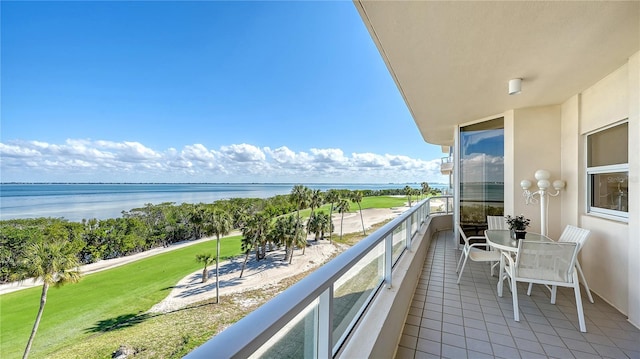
{"left": 460, "top": 153, "right": 504, "bottom": 182}
{"left": 0, "top": 143, "right": 41, "bottom": 158}
{"left": 220, "top": 143, "right": 265, "bottom": 162}
{"left": 352, "top": 152, "right": 389, "bottom": 168}
{"left": 0, "top": 139, "right": 449, "bottom": 184}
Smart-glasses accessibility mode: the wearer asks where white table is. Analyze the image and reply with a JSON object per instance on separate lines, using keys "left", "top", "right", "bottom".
{"left": 485, "top": 230, "right": 552, "bottom": 297}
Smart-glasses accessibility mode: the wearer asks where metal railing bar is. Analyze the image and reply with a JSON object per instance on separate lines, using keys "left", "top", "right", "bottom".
{"left": 185, "top": 196, "right": 452, "bottom": 359}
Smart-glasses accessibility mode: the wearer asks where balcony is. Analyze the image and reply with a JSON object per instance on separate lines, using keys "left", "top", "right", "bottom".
{"left": 395, "top": 231, "right": 640, "bottom": 359}
{"left": 440, "top": 156, "right": 453, "bottom": 175}
{"left": 185, "top": 197, "right": 640, "bottom": 358}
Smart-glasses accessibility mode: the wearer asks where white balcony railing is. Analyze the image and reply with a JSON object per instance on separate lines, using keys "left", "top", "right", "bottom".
{"left": 185, "top": 195, "right": 454, "bottom": 359}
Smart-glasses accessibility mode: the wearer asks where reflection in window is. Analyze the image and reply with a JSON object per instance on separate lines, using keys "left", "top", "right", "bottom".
{"left": 459, "top": 118, "right": 504, "bottom": 234}
{"left": 586, "top": 122, "right": 628, "bottom": 220}
{"left": 590, "top": 172, "right": 628, "bottom": 212}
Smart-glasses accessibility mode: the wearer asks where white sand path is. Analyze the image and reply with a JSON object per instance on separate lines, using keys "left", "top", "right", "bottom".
{"left": 0, "top": 207, "right": 408, "bottom": 303}
{"left": 149, "top": 206, "right": 408, "bottom": 312}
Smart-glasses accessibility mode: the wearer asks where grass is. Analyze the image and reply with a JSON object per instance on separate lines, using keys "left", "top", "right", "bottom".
{"left": 0, "top": 236, "right": 242, "bottom": 359}
{"left": 297, "top": 195, "right": 407, "bottom": 219}
{"left": 0, "top": 195, "right": 407, "bottom": 358}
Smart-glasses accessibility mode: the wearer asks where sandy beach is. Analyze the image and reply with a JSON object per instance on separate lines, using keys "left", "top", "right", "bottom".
{"left": 0, "top": 206, "right": 408, "bottom": 303}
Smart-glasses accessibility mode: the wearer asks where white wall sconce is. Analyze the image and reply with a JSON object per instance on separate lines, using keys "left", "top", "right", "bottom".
{"left": 509, "top": 78, "right": 522, "bottom": 95}
{"left": 520, "top": 169, "right": 565, "bottom": 236}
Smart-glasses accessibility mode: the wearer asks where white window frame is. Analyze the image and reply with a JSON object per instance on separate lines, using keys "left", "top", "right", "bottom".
{"left": 585, "top": 121, "right": 629, "bottom": 222}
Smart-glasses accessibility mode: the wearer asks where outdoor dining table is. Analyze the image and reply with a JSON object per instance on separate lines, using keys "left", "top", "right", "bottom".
{"left": 484, "top": 229, "right": 553, "bottom": 297}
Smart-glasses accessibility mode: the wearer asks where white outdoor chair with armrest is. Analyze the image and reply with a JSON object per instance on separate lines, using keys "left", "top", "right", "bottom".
{"left": 526, "top": 225, "right": 594, "bottom": 303}
{"left": 486, "top": 215, "right": 507, "bottom": 273}
{"left": 487, "top": 215, "right": 508, "bottom": 230}
{"left": 456, "top": 224, "right": 502, "bottom": 284}
{"left": 502, "top": 240, "right": 587, "bottom": 332}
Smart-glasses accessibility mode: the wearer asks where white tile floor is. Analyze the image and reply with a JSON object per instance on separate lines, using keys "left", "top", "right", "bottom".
{"left": 396, "top": 230, "right": 640, "bottom": 359}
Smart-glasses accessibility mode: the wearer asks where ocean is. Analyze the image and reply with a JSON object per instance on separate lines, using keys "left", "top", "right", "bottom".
{"left": 0, "top": 183, "right": 448, "bottom": 222}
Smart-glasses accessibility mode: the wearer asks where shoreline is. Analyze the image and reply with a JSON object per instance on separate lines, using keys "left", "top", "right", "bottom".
{"left": 0, "top": 183, "right": 433, "bottom": 222}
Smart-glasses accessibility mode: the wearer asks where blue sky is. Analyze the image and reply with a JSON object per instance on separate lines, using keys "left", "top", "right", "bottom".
{"left": 1, "top": 1, "right": 446, "bottom": 184}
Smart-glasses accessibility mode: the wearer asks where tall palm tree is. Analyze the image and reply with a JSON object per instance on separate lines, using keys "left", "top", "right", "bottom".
{"left": 336, "top": 199, "right": 350, "bottom": 241}
{"left": 306, "top": 189, "right": 324, "bottom": 234}
{"left": 203, "top": 208, "right": 232, "bottom": 304}
{"left": 14, "top": 225, "right": 81, "bottom": 359}
{"left": 325, "top": 189, "right": 340, "bottom": 243}
{"left": 289, "top": 185, "right": 310, "bottom": 254}
{"left": 421, "top": 182, "right": 430, "bottom": 200}
{"left": 350, "top": 190, "right": 366, "bottom": 235}
{"left": 404, "top": 185, "right": 413, "bottom": 207}
{"left": 195, "top": 253, "right": 215, "bottom": 283}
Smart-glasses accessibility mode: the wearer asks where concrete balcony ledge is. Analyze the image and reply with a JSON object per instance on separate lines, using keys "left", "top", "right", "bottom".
{"left": 338, "top": 214, "right": 453, "bottom": 358}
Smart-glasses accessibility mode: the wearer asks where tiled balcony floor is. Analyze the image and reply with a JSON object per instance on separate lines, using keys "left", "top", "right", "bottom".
{"left": 396, "top": 230, "right": 640, "bottom": 359}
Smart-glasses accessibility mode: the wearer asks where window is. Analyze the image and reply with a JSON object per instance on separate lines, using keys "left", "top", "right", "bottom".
{"left": 587, "top": 122, "right": 628, "bottom": 220}
{"left": 458, "top": 118, "right": 504, "bottom": 234}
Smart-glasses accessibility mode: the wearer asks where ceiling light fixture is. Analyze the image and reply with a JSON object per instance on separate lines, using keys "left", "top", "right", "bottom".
{"left": 508, "top": 78, "right": 522, "bottom": 95}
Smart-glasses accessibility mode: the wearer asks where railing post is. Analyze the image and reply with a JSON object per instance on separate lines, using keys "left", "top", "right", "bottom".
{"left": 317, "top": 286, "right": 333, "bottom": 358}
{"left": 406, "top": 214, "right": 412, "bottom": 250}
{"left": 385, "top": 233, "right": 392, "bottom": 288}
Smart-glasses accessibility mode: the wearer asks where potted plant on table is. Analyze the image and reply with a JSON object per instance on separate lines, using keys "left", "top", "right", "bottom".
{"left": 505, "top": 214, "right": 530, "bottom": 240}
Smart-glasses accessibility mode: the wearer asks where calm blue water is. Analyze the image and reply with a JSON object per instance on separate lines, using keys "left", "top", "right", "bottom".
{"left": 460, "top": 183, "right": 504, "bottom": 203}
{"left": 0, "top": 183, "right": 448, "bottom": 222}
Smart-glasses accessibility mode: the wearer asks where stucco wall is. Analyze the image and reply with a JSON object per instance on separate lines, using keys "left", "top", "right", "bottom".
{"left": 627, "top": 52, "right": 639, "bottom": 327}
{"left": 560, "top": 96, "right": 581, "bottom": 228}
{"left": 510, "top": 106, "right": 563, "bottom": 239}
{"left": 566, "top": 55, "right": 638, "bottom": 322}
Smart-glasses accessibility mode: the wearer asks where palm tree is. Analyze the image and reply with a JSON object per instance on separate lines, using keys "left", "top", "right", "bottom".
{"left": 195, "top": 253, "right": 215, "bottom": 283}
{"left": 413, "top": 188, "right": 421, "bottom": 203}
{"left": 404, "top": 185, "right": 413, "bottom": 207}
{"left": 239, "top": 212, "right": 272, "bottom": 278}
{"left": 325, "top": 189, "right": 340, "bottom": 243}
{"left": 421, "top": 182, "right": 430, "bottom": 200}
{"left": 336, "top": 199, "right": 350, "bottom": 241}
{"left": 350, "top": 190, "right": 366, "bottom": 235}
{"left": 308, "top": 211, "right": 330, "bottom": 240}
{"left": 289, "top": 185, "right": 310, "bottom": 254}
{"left": 306, "top": 189, "right": 324, "bottom": 234}
{"left": 203, "top": 209, "right": 232, "bottom": 304}
{"left": 14, "top": 225, "right": 81, "bottom": 359}
{"left": 272, "top": 215, "right": 298, "bottom": 263}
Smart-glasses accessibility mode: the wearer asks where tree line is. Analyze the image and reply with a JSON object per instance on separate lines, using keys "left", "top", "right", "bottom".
{"left": 0, "top": 185, "right": 438, "bottom": 284}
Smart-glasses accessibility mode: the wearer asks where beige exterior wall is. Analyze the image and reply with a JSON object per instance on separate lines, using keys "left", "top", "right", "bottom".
{"left": 508, "top": 106, "right": 563, "bottom": 239}
{"left": 560, "top": 52, "right": 638, "bottom": 325}
{"left": 491, "top": 52, "right": 639, "bottom": 326}
{"left": 560, "top": 96, "right": 581, "bottom": 228}
{"left": 627, "top": 52, "right": 639, "bottom": 328}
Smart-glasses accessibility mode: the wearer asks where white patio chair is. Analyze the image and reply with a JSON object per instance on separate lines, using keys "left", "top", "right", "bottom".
{"left": 456, "top": 223, "right": 502, "bottom": 284}
{"left": 486, "top": 215, "right": 508, "bottom": 273}
{"left": 527, "top": 225, "right": 594, "bottom": 303}
{"left": 502, "top": 240, "right": 586, "bottom": 332}
{"left": 487, "top": 215, "right": 508, "bottom": 230}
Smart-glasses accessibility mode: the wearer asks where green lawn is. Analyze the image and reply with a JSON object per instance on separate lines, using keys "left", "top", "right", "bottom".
{"left": 0, "top": 236, "right": 242, "bottom": 359}
{"left": 298, "top": 195, "right": 407, "bottom": 218}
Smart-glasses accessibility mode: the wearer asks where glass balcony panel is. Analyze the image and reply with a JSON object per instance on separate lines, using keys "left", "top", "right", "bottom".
{"left": 392, "top": 222, "right": 406, "bottom": 263}
{"left": 332, "top": 240, "right": 384, "bottom": 348}
{"left": 429, "top": 196, "right": 448, "bottom": 213}
{"left": 250, "top": 299, "right": 319, "bottom": 359}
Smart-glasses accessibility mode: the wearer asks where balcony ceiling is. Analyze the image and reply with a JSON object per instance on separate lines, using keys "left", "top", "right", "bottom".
{"left": 354, "top": 1, "right": 640, "bottom": 146}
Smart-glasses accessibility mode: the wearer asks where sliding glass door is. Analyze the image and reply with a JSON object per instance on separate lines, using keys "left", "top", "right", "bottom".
{"left": 458, "top": 118, "right": 504, "bottom": 237}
